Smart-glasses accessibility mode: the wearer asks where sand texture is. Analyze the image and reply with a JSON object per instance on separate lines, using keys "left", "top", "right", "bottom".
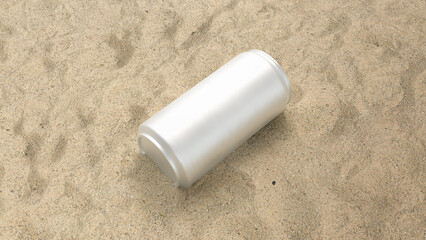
{"left": 0, "top": 0, "right": 425, "bottom": 239}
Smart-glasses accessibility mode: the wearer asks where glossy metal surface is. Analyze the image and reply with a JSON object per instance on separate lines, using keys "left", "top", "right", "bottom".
{"left": 138, "top": 50, "right": 291, "bottom": 188}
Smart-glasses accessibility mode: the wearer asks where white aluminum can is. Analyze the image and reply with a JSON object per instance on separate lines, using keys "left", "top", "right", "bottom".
{"left": 138, "top": 50, "right": 291, "bottom": 188}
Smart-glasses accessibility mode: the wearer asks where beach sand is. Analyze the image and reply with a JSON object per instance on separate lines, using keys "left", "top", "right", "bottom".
{"left": 0, "top": 0, "right": 424, "bottom": 239}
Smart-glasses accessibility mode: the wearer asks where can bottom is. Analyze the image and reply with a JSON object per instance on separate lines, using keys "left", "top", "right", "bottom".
{"left": 248, "top": 49, "right": 291, "bottom": 105}
{"left": 138, "top": 133, "right": 178, "bottom": 184}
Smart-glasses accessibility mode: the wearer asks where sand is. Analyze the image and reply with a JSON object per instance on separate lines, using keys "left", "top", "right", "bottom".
{"left": 0, "top": 0, "right": 425, "bottom": 239}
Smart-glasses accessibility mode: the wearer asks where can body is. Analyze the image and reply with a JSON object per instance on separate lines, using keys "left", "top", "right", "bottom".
{"left": 138, "top": 50, "right": 291, "bottom": 188}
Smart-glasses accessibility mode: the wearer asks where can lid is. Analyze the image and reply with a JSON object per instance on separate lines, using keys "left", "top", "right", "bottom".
{"left": 138, "top": 125, "right": 187, "bottom": 187}
{"left": 248, "top": 49, "right": 292, "bottom": 105}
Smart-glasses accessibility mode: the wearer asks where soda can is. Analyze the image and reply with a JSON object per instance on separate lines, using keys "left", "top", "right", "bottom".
{"left": 138, "top": 50, "right": 291, "bottom": 187}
